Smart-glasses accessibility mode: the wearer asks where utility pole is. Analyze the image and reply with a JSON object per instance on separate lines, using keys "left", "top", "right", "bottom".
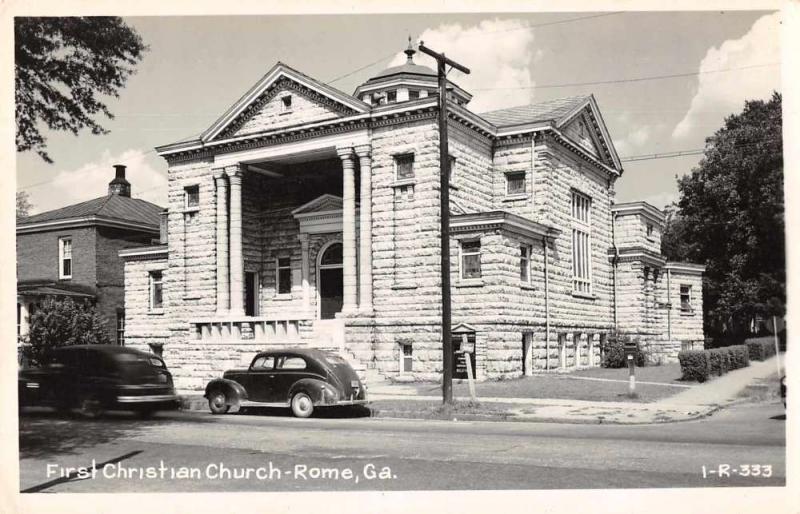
{"left": 418, "top": 41, "right": 470, "bottom": 405}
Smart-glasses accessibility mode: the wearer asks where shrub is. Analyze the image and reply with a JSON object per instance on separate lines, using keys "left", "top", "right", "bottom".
{"left": 601, "top": 332, "right": 648, "bottom": 368}
{"left": 727, "top": 345, "right": 750, "bottom": 370}
{"left": 746, "top": 338, "right": 777, "bottom": 361}
{"left": 22, "top": 297, "right": 110, "bottom": 366}
{"left": 707, "top": 348, "right": 730, "bottom": 376}
{"left": 678, "top": 350, "right": 711, "bottom": 382}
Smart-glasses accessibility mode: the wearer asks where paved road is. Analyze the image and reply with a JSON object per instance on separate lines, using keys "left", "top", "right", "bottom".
{"left": 18, "top": 401, "right": 785, "bottom": 492}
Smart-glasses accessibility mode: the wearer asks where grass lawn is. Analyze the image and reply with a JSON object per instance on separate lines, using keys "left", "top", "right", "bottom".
{"left": 403, "top": 363, "right": 692, "bottom": 403}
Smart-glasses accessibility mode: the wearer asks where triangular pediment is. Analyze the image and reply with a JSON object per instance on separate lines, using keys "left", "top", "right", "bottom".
{"left": 452, "top": 323, "right": 478, "bottom": 333}
{"left": 555, "top": 96, "right": 622, "bottom": 170}
{"left": 292, "top": 194, "right": 343, "bottom": 216}
{"left": 202, "top": 63, "right": 370, "bottom": 142}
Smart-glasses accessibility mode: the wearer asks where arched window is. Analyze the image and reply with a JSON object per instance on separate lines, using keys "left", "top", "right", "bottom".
{"left": 320, "top": 243, "right": 343, "bottom": 267}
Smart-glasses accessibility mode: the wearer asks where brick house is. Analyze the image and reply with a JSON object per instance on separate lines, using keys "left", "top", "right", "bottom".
{"left": 121, "top": 46, "right": 705, "bottom": 390}
{"left": 17, "top": 165, "right": 164, "bottom": 346}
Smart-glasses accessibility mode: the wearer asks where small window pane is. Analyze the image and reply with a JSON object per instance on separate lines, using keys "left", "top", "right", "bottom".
{"left": 151, "top": 271, "right": 163, "bottom": 309}
{"left": 395, "top": 154, "right": 414, "bottom": 180}
{"left": 520, "top": 245, "right": 531, "bottom": 282}
{"left": 680, "top": 285, "right": 692, "bottom": 311}
{"left": 409, "top": 90, "right": 419, "bottom": 100}
{"left": 280, "top": 357, "right": 306, "bottom": 370}
{"left": 387, "top": 90, "right": 397, "bottom": 103}
{"left": 506, "top": 172, "right": 526, "bottom": 195}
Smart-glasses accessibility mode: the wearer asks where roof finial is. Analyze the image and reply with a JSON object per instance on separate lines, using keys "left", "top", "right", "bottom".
{"left": 404, "top": 35, "right": 416, "bottom": 63}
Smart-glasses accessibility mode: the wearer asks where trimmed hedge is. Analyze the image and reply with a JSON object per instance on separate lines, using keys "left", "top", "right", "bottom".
{"left": 745, "top": 337, "right": 778, "bottom": 361}
{"left": 678, "top": 350, "right": 711, "bottom": 382}
{"left": 678, "top": 344, "right": 751, "bottom": 382}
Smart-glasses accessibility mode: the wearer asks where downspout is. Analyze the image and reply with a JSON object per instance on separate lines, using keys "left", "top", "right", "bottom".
{"left": 667, "top": 267, "right": 672, "bottom": 340}
{"left": 611, "top": 211, "right": 619, "bottom": 332}
{"left": 544, "top": 236, "right": 551, "bottom": 371}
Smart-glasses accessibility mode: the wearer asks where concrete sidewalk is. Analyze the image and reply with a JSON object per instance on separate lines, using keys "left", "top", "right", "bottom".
{"left": 366, "top": 354, "right": 785, "bottom": 424}
{"left": 178, "top": 354, "right": 783, "bottom": 424}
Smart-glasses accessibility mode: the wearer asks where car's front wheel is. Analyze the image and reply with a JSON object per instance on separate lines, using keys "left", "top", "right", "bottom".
{"left": 291, "top": 392, "right": 314, "bottom": 418}
{"left": 77, "top": 392, "right": 103, "bottom": 419}
{"left": 208, "top": 391, "right": 230, "bottom": 414}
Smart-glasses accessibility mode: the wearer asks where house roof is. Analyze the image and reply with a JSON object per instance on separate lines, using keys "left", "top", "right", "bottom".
{"left": 478, "top": 95, "right": 591, "bottom": 128}
{"left": 18, "top": 194, "right": 163, "bottom": 230}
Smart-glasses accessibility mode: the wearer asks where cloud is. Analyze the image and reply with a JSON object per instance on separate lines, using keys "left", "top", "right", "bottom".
{"left": 27, "top": 149, "right": 167, "bottom": 214}
{"left": 389, "top": 19, "right": 535, "bottom": 113}
{"left": 615, "top": 126, "right": 652, "bottom": 157}
{"left": 672, "top": 13, "right": 781, "bottom": 140}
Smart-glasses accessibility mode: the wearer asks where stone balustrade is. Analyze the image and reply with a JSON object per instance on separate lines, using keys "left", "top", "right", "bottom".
{"left": 190, "top": 317, "right": 307, "bottom": 343}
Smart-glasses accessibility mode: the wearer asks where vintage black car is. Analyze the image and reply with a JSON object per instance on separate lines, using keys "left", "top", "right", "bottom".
{"left": 18, "top": 345, "right": 180, "bottom": 418}
{"left": 204, "top": 349, "right": 367, "bottom": 418}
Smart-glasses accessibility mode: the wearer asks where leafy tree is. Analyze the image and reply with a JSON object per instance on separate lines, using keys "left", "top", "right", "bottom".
{"left": 16, "top": 191, "right": 33, "bottom": 219}
{"left": 660, "top": 203, "right": 694, "bottom": 262}
{"left": 674, "top": 92, "right": 783, "bottom": 336}
{"left": 15, "top": 17, "right": 147, "bottom": 163}
{"left": 22, "top": 297, "right": 110, "bottom": 365}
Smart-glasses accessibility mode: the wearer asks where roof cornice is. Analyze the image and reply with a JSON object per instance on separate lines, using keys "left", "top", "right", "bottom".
{"left": 119, "top": 245, "right": 168, "bottom": 260}
{"left": 451, "top": 210, "right": 561, "bottom": 240}
{"left": 611, "top": 201, "right": 666, "bottom": 224}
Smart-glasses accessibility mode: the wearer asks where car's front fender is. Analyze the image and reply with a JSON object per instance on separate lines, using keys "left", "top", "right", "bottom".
{"left": 204, "top": 378, "right": 248, "bottom": 406}
{"left": 287, "top": 378, "right": 337, "bottom": 405}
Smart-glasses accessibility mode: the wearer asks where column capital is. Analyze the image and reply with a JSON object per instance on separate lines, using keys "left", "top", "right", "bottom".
{"left": 354, "top": 144, "right": 372, "bottom": 158}
{"left": 212, "top": 168, "right": 228, "bottom": 180}
{"left": 336, "top": 146, "right": 355, "bottom": 161}
{"left": 224, "top": 163, "right": 244, "bottom": 178}
{"left": 298, "top": 233, "right": 310, "bottom": 245}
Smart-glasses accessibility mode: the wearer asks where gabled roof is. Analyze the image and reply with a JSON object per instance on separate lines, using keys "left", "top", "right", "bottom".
{"left": 479, "top": 95, "right": 622, "bottom": 171}
{"left": 291, "top": 194, "right": 343, "bottom": 216}
{"left": 199, "top": 62, "right": 370, "bottom": 143}
{"left": 479, "top": 95, "right": 590, "bottom": 127}
{"left": 17, "top": 194, "right": 162, "bottom": 233}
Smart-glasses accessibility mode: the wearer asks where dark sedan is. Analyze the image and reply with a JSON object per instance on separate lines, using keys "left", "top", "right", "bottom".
{"left": 18, "top": 345, "right": 180, "bottom": 418}
{"left": 204, "top": 349, "right": 367, "bottom": 418}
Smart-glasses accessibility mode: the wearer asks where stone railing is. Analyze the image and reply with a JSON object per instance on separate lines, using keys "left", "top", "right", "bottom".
{"left": 190, "top": 317, "right": 308, "bottom": 343}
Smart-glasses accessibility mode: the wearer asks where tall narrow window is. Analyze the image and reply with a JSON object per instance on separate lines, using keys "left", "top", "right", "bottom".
{"left": 149, "top": 271, "right": 163, "bottom": 311}
{"left": 448, "top": 155, "right": 456, "bottom": 182}
{"left": 116, "top": 309, "right": 125, "bottom": 346}
{"left": 245, "top": 271, "right": 259, "bottom": 316}
{"left": 184, "top": 185, "right": 200, "bottom": 210}
{"left": 276, "top": 257, "right": 292, "bottom": 295}
{"left": 395, "top": 154, "right": 414, "bottom": 181}
{"left": 401, "top": 344, "right": 413, "bottom": 373}
{"left": 680, "top": 285, "right": 693, "bottom": 312}
{"left": 460, "top": 240, "right": 482, "bottom": 279}
{"left": 59, "top": 237, "right": 72, "bottom": 279}
{"left": 520, "top": 245, "right": 531, "bottom": 283}
{"left": 571, "top": 191, "right": 592, "bottom": 293}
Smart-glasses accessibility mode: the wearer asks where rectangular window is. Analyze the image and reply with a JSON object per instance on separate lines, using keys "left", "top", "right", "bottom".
{"left": 401, "top": 344, "right": 413, "bottom": 373}
{"left": 571, "top": 191, "right": 592, "bottom": 293}
{"left": 448, "top": 155, "right": 456, "bottom": 182}
{"left": 520, "top": 245, "right": 531, "bottom": 283}
{"left": 680, "top": 285, "right": 693, "bottom": 312}
{"left": 408, "top": 90, "right": 419, "bottom": 100}
{"left": 59, "top": 237, "right": 72, "bottom": 279}
{"left": 281, "top": 95, "right": 292, "bottom": 112}
{"left": 460, "top": 240, "right": 482, "bottom": 279}
{"left": 184, "top": 185, "right": 200, "bottom": 210}
{"left": 149, "top": 271, "right": 163, "bottom": 311}
{"left": 506, "top": 171, "right": 526, "bottom": 195}
{"left": 276, "top": 257, "right": 292, "bottom": 295}
{"left": 646, "top": 223, "right": 654, "bottom": 239}
{"left": 116, "top": 309, "right": 125, "bottom": 346}
{"left": 245, "top": 272, "right": 259, "bottom": 316}
{"left": 17, "top": 303, "right": 21, "bottom": 337}
{"left": 386, "top": 90, "right": 397, "bottom": 103}
{"left": 395, "top": 153, "right": 415, "bottom": 181}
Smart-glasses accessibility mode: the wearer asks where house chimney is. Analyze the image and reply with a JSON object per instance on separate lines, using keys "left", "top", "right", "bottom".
{"left": 108, "top": 164, "right": 131, "bottom": 197}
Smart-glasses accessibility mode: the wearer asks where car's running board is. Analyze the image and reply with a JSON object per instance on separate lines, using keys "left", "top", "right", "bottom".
{"left": 239, "top": 400, "right": 290, "bottom": 408}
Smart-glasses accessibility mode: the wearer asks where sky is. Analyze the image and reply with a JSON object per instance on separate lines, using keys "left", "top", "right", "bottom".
{"left": 15, "top": 11, "right": 782, "bottom": 214}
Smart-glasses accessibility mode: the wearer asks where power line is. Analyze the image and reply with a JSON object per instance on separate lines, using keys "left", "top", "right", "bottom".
{"left": 325, "top": 12, "right": 625, "bottom": 85}
{"left": 620, "top": 136, "right": 782, "bottom": 162}
{"left": 472, "top": 62, "right": 781, "bottom": 91}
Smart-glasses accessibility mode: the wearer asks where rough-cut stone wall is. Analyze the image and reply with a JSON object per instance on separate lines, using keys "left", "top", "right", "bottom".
{"left": 123, "top": 255, "right": 170, "bottom": 350}
{"left": 659, "top": 270, "right": 704, "bottom": 344}
{"left": 614, "top": 212, "right": 661, "bottom": 254}
{"left": 492, "top": 139, "right": 536, "bottom": 218}
{"left": 232, "top": 86, "right": 340, "bottom": 138}
{"left": 448, "top": 122, "right": 493, "bottom": 213}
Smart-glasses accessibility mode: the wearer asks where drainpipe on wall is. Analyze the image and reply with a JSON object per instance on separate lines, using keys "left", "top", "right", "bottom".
{"left": 667, "top": 268, "right": 672, "bottom": 340}
{"left": 611, "top": 211, "right": 619, "bottom": 332}
{"left": 544, "top": 237, "right": 551, "bottom": 371}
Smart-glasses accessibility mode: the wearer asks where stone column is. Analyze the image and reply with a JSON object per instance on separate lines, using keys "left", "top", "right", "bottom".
{"left": 228, "top": 165, "right": 245, "bottom": 316}
{"left": 355, "top": 144, "right": 373, "bottom": 313}
{"left": 214, "top": 171, "right": 230, "bottom": 315}
{"left": 337, "top": 146, "right": 358, "bottom": 314}
{"left": 299, "top": 233, "right": 310, "bottom": 313}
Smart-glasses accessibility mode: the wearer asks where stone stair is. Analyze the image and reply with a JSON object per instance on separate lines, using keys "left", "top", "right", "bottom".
{"left": 307, "top": 318, "right": 389, "bottom": 387}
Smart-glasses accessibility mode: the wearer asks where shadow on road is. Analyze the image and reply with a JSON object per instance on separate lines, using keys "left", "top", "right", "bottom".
{"left": 238, "top": 405, "right": 371, "bottom": 419}
{"left": 18, "top": 408, "right": 213, "bottom": 459}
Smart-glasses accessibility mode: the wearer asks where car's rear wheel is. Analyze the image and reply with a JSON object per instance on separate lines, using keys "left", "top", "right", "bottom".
{"left": 208, "top": 391, "right": 230, "bottom": 414}
{"left": 77, "top": 392, "right": 103, "bottom": 419}
{"left": 291, "top": 392, "right": 314, "bottom": 418}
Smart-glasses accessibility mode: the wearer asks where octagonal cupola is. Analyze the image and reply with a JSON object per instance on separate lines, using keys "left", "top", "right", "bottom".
{"left": 354, "top": 38, "right": 472, "bottom": 107}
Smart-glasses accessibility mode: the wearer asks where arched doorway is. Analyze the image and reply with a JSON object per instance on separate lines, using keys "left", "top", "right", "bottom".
{"left": 317, "top": 241, "right": 343, "bottom": 319}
